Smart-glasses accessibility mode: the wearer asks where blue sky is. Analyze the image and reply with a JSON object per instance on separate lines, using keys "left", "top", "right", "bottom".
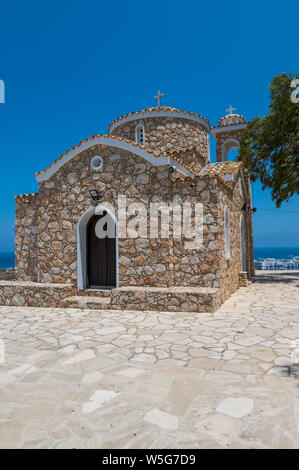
{"left": 0, "top": 0, "right": 298, "bottom": 251}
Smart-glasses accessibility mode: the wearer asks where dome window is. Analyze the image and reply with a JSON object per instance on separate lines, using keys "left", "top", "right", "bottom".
{"left": 135, "top": 124, "right": 145, "bottom": 145}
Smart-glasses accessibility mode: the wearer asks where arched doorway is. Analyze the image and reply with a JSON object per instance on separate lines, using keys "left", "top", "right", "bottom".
{"left": 240, "top": 215, "right": 246, "bottom": 271}
{"left": 222, "top": 138, "right": 240, "bottom": 161}
{"left": 87, "top": 212, "right": 116, "bottom": 288}
{"left": 77, "top": 207, "right": 118, "bottom": 290}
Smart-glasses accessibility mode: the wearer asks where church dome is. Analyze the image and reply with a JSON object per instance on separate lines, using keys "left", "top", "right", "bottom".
{"left": 109, "top": 106, "right": 210, "bottom": 133}
{"left": 109, "top": 106, "right": 210, "bottom": 161}
{"left": 217, "top": 113, "right": 245, "bottom": 127}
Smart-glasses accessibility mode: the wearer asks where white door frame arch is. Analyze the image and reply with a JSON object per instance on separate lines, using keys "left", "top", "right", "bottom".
{"left": 77, "top": 206, "right": 119, "bottom": 290}
{"left": 224, "top": 206, "right": 231, "bottom": 260}
{"left": 222, "top": 138, "right": 240, "bottom": 161}
{"left": 240, "top": 214, "right": 246, "bottom": 271}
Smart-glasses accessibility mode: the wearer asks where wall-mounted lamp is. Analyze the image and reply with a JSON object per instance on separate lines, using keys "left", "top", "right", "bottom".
{"left": 89, "top": 189, "right": 101, "bottom": 201}
{"left": 242, "top": 203, "right": 257, "bottom": 213}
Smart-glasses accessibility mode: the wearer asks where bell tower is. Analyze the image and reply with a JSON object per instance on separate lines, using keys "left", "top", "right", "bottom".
{"left": 211, "top": 108, "right": 247, "bottom": 162}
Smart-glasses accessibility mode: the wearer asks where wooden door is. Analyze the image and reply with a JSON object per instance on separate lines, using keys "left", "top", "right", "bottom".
{"left": 87, "top": 213, "right": 116, "bottom": 288}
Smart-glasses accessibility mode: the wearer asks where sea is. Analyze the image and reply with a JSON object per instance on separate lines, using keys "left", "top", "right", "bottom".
{"left": 254, "top": 247, "right": 299, "bottom": 260}
{"left": 1, "top": 247, "right": 299, "bottom": 269}
{"left": 0, "top": 252, "right": 15, "bottom": 269}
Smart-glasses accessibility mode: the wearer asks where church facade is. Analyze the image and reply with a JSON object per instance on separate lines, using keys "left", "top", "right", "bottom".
{"left": 0, "top": 105, "right": 254, "bottom": 312}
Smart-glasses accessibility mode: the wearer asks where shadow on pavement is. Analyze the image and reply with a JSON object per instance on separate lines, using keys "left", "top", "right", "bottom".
{"left": 253, "top": 271, "right": 299, "bottom": 285}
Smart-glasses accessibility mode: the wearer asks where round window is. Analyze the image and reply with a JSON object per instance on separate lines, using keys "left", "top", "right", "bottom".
{"left": 91, "top": 155, "right": 103, "bottom": 171}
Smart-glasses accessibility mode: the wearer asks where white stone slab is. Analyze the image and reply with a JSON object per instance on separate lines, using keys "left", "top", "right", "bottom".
{"left": 117, "top": 368, "right": 145, "bottom": 378}
{"left": 195, "top": 414, "right": 243, "bottom": 442}
{"left": 0, "top": 373, "right": 16, "bottom": 384}
{"left": 82, "top": 390, "right": 119, "bottom": 413}
{"left": 144, "top": 408, "right": 178, "bottom": 431}
{"left": 216, "top": 397, "right": 254, "bottom": 419}
{"left": 95, "top": 327, "right": 126, "bottom": 335}
{"left": 130, "top": 353, "right": 156, "bottom": 363}
{"left": 223, "top": 350, "right": 237, "bottom": 360}
{"left": 236, "top": 336, "right": 264, "bottom": 346}
{"left": 27, "top": 351, "right": 50, "bottom": 361}
{"left": 82, "top": 371, "right": 104, "bottom": 384}
{"left": 274, "top": 356, "right": 293, "bottom": 366}
{"left": 62, "top": 349, "right": 96, "bottom": 365}
{"left": 59, "top": 345, "right": 77, "bottom": 354}
{"left": 10, "top": 363, "right": 38, "bottom": 376}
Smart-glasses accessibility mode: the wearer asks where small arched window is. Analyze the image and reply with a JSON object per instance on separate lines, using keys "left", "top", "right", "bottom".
{"left": 135, "top": 124, "right": 145, "bottom": 145}
{"left": 224, "top": 206, "right": 231, "bottom": 260}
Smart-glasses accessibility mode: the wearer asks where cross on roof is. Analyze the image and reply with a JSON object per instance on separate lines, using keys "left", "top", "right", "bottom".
{"left": 154, "top": 90, "right": 164, "bottom": 107}
{"left": 226, "top": 105, "right": 236, "bottom": 115}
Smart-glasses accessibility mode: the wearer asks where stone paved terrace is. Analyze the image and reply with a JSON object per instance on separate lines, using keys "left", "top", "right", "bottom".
{"left": 0, "top": 271, "right": 298, "bottom": 449}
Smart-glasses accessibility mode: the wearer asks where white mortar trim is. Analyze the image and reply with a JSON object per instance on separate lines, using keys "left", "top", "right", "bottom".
{"left": 211, "top": 123, "right": 247, "bottom": 136}
{"left": 249, "top": 175, "right": 253, "bottom": 208}
{"left": 238, "top": 176, "right": 244, "bottom": 197}
{"left": 224, "top": 206, "right": 231, "bottom": 260}
{"left": 109, "top": 110, "right": 210, "bottom": 133}
{"left": 207, "top": 134, "right": 211, "bottom": 162}
{"left": 240, "top": 214, "right": 246, "bottom": 271}
{"left": 222, "top": 174, "right": 235, "bottom": 182}
{"left": 77, "top": 206, "right": 119, "bottom": 291}
{"left": 36, "top": 136, "right": 193, "bottom": 182}
{"left": 197, "top": 164, "right": 210, "bottom": 176}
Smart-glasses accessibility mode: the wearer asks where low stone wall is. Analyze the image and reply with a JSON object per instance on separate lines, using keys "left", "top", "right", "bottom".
{"left": 69, "top": 286, "right": 221, "bottom": 312}
{"left": 0, "top": 281, "right": 75, "bottom": 308}
{"left": 238, "top": 271, "right": 248, "bottom": 287}
{"left": 0, "top": 282, "right": 221, "bottom": 313}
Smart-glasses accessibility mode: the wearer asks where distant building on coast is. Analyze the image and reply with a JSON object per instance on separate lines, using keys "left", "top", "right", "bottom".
{"left": 254, "top": 257, "right": 299, "bottom": 270}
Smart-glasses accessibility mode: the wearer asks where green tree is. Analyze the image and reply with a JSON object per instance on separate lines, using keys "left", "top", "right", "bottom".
{"left": 238, "top": 73, "right": 299, "bottom": 207}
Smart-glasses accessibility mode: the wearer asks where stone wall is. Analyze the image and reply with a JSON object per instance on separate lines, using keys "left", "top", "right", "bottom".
{"left": 111, "top": 117, "right": 209, "bottom": 161}
{"left": 15, "top": 193, "right": 40, "bottom": 282}
{"left": 15, "top": 144, "right": 223, "bottom": 290}
{"left": 35, "top": 146, "right": 174, "bottom": 286}
{"left": 171, "top": 177, "right": 220, "bottom": 288}
{"left": 14, "top": 136, "right": 254, "bottom": 301}
{"left": 217, "top": 172, "right": 253, "bottom": 302}
{"left": 0, "top": 281, "right": 74, "bottom": 308}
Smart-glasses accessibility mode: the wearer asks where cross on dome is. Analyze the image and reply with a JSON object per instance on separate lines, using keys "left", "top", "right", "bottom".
{"left": 154, "top": 90, "right": 164, "bottom": 107}
{"left": 226, "top": 105, "right": 236, "bottom": 115}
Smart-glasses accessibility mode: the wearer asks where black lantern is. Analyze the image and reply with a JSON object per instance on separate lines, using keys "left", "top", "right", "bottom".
{"left": 89, "top": 189, "right": 101, "bottom": 201}
{"left": 242, "top": 203, "right": 257, "bottom": 213}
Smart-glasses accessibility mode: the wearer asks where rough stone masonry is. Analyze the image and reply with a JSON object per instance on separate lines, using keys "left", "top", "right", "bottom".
{"left": 0, "top": 106, "right": 254, "bottom": 312}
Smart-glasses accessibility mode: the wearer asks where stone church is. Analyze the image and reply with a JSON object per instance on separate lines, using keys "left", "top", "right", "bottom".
{"left": 0, "top": 101, "right": 254, "bottom": 312}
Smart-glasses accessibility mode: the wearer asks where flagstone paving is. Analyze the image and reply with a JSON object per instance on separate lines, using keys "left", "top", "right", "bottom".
{"left": 0, "top": 271, "right": 298, "bottom": 449}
